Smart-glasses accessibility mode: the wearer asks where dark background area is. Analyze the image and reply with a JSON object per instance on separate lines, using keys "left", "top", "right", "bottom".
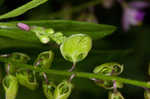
{"left": 0, "top": 0, "right": 150, "bottom": 99}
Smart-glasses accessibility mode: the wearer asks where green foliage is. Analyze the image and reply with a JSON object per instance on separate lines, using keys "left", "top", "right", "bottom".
{"left": 0, "top": 20, "right": 116, "bottom": 49}
{"left": 0, "top": 0, "right": 48, "bottom": 20}
{"left": 0, "top": 0, "right": 148, "bottom": 99}
{"left": 0, "top": 20, "right": 116, "bottom": 40}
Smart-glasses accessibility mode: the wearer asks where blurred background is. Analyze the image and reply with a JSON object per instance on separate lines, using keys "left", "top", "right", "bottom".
{"left": 0, "top": 0, "right": 150, "bottom": 99}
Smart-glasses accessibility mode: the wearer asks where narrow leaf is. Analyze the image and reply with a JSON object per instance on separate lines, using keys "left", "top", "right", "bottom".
{"left": 0, "top": 20, "right": 116, "bottom": 42}
{"left": 0, "top": 0, "right": 48, "bottom": 20}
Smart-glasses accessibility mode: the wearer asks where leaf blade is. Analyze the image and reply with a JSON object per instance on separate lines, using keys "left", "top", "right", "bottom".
{"left": 0, "top": 0, "right": 48, "bottom": 20}
{"left": 0, "top": 20, "right": 116, "bottom": 41}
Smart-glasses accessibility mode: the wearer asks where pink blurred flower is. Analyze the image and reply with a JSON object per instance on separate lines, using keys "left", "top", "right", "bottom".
{"left": 122, "top": 1, "right": 149, "bottom": 31}
{"left": 17, "top": 23, "right": 30, "bottom": 31}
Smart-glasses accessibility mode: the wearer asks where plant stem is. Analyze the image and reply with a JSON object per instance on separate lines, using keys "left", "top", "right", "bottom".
{"left": 0, "top": 57, "right": 150, "bottom": 88}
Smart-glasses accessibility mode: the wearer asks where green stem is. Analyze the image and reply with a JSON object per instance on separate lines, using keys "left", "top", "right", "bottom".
{"left": 0, "top": 57, "right": 150, "bottom": 88}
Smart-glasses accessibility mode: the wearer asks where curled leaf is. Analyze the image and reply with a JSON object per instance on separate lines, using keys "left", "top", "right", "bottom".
{"left": 109, "top": 91, "right": 124, "bottom": 99}
{"left": 60, "top": 34, "right": 92, "bottom": 63}
{"left": 2, "top": 75, "right": 18, "bottom": 99}
{"left": 43, "top": 82, "right": 56, "bottom": 99}
{"left": 93, "top": 62, "right": 123, "bottom": 89}
{"left": 5, "top": 52, "right": 30, "bottom": 74}
{"left": 10, "top": 52, "right": 30, "bottom": 63}
{"left": 16, "top": 71, "right": 38, "bottom": 90}
{"left": 34, "top": 50, "right": 54, "bottom": 69}
{"left": 54, "top": 80, "right": 73, "bottom": 99}
{"left": 93, "top": 62, "right": 123, "bottom": 76}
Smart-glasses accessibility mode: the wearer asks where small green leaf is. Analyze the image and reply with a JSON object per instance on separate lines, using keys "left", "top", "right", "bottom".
{"left": 34, "top": 50, "right": 54, "bottom": 69}
{"left": 43, "top": 82, "right": 56, "bottom": 99}
{"left": 93, "top": 62, "right": 124, "bottom": 89}
{"left": 16, "top": 71, "right": 38, "bottom": 90}
{"left": 93, "top": 62, "right": 124, "bottom": 76}
{"left": 54, "top": 80, "right": 73, "bottom": 99}
{"left": 0, "top": 0, "right": 48, "bottom": 20}
{"left": 60, "top": 34, "right": 92, "bottom": 63}
{"left": 2, "top": 75, "right": 18, "bottom": 99}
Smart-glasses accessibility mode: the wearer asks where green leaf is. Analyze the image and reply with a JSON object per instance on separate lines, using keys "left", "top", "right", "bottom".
{"left": 0, "top": 0, "right": 48, "bottom": 20}
{"left": 0, "top": 37, "right": 45, "bottom": 49}
{"left": 0, "top": 20, "right": 116, "bottom": 42}
{"left": 2, "top": 75, "right": 18, "bottom": 99}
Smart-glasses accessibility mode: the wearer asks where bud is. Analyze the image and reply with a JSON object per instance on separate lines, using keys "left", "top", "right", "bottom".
{"left": 43, "top": 82, "right": 56, "bottom": 99}
{"left": 45, "top": 28, "right": 55, "bottom": 35}
{"left": 144, "top": 90, "right": 150, "bottom": 99}
{"left": 54, "top": 80, "right": 73, "bottom": 99}
{"left": 40, "top": 36, "right": 50, "bottom": 44}
{"left": 34, "top": 50, "right": 54, "bottom": 69}
{"left": 109, "top": 91, "right": 124, "bottom": 99}
{"left": 93, "top": 62, "right": 123, "bottom": 89}
{"left": 31, "top": 26, "right": 54, "bottom": 44}
{"left": 51, "top": 32, "right": 66, "bottom": 45}
{"left": 16, "top": 71, "right": 38, "bottom": 90}
{"left": 60, "top": 34, "right": 92, "bottom": 63}
{"left": 2, "top": 75, "right": 18, "bottom": 99}
{"left": 93, "top": 62, "right": 123, "bottom": 76}
{"left": 17, "top": 23, "right": 30, "bottom": 31}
